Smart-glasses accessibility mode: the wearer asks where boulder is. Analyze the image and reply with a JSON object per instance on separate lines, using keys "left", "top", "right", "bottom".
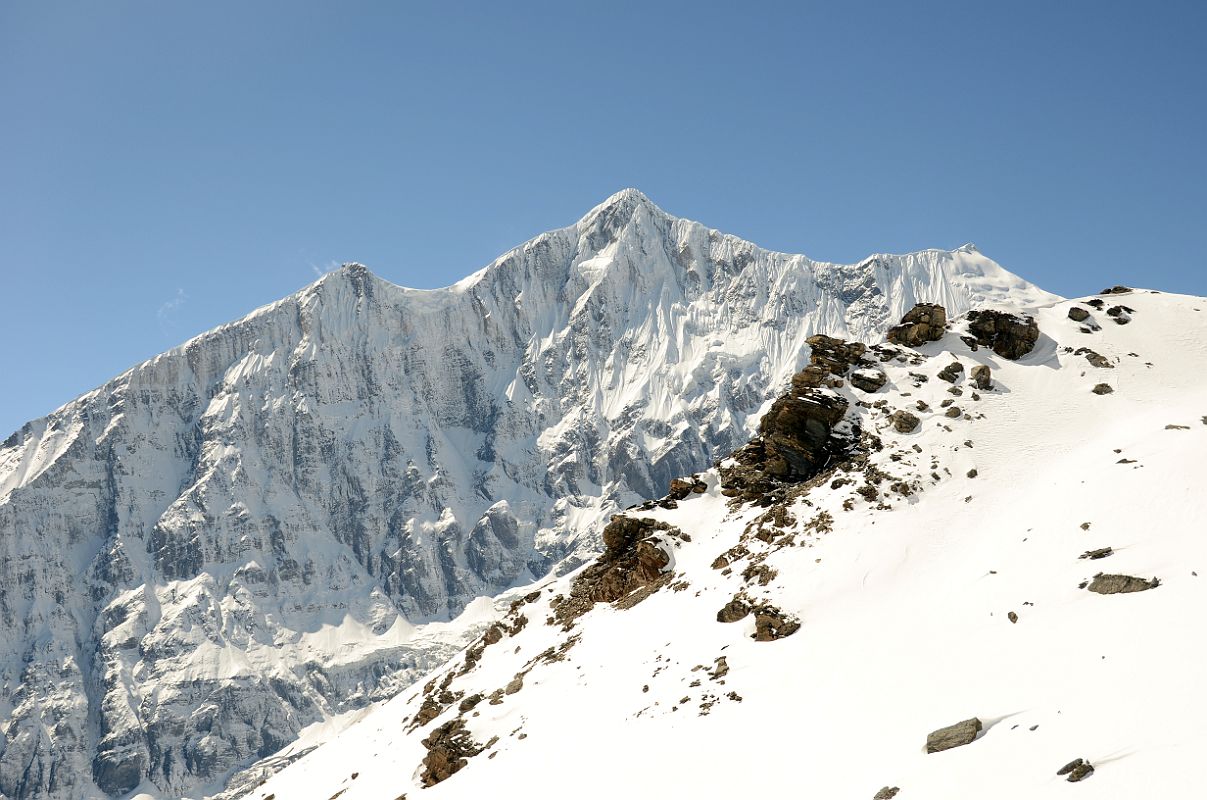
{"left": 717, "top": 598, "right": 751, "bottom": 623}
{"left": 1091, "top": 383, "right": 1114, "bottom": 395}
{"left": 965, "top": 309, "right": 1040, "bottom": 360}
{"left": 873, "top": 788, "right": 900, "bottom": 800}
{"left": 1087, "top": 573, "right": 1159, "bottom": 594}
{"left": 891, "top": 410, "right": 920, "bottom": 433}
{"left": 886, "top": 303, "right": 947, "bottom": 348}
{"left": 850, "top": 368, "right": 888, "bottom": 393}
{"left": 926, "top": 717, "right": 983, "bottom": 753}
{"left": 970, "top": 364, "right": 992, "bottom": 390}
{"left": 937, "top": 362, "right": 964, "bottom": 383}
{"left": 1100, "top": 285, "right": 1132, "bottom": 294}
{"left": 1068, "top": 307, "right": 1091, "bottom": 322}
{"left": 1106, "top": 305, "right": 1133, "bottom": 325}
{"left": 1057, "top": 758, "right": 1094, "bottom": 782}
{"left": 752, "top": 606, "right": 800, "bottom": 641}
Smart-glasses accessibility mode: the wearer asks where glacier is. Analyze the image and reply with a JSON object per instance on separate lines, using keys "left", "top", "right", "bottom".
{"left": 0, "top": 189, "right": 1056, "bottom": 799}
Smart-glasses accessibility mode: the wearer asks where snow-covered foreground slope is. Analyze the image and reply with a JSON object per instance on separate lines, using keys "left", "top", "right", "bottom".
{"left": 0, "top": 190, "right": 1056, "bottom": 800}
{"left": 252, "top": 288, "right": 1207, "bottom": 800}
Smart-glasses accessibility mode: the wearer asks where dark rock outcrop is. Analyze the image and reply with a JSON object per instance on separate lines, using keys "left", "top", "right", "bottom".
{"left": 965, "top": 309, "right": 1040, "bottom": 360}
{"left": 970, "top": 364, "right": 992, "bottom": 390}
{"left": 1100, "top": 285, "right": 1132, "bottom": 294}
{"left": 926, "top": 717, "right": 982, "bottom": 753}
{"left": 793, "top": 335, "right": 871, "bottom": 390}
{"left": 1092, "top": 383, "right": 1114, "bottom": 395}
{"left": 668, "top": 476, "right": 708, "bottom": 500}
{"left": 886, "top": 303, "right": 948, "bottom": 348}
{"left": 553, "top": 516, "right": 676, "bottom": 626}
{"left": 1079, "top": 547, "right": 1113, "bottom": 560}
{"left": 1068, "top": 307, "right": 1091, "bottom": 322}
{"left": 874, "top": 788, "right": 900, "bottom": 800}
{"left": 420, "top": 719, "right": 483, "bottom": 787}
{"left": 721, "top": 385, "right": 854, "bottom": 501}
{"left": 1087, "top": 573, "right": 1159, "bottom": 594}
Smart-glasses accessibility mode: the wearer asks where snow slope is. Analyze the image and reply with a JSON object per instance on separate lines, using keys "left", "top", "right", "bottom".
{"left": 0, "top": 189, "right": 1055, "bottom": 799}
{"left": 251, "top": 288, "right": 1207, "bottom": 800}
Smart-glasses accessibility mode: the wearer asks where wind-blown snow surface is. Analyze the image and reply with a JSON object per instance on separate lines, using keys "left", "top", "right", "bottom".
{"left": 253, "top": 289, "right": 1207, "bottom": 800}
{"left": 0, "top": 189, "right": 1055, "bottom": 799}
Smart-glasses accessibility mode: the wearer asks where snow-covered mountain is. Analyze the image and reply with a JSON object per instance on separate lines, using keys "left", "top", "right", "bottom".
{"left": 251, "top": 287, "right": 1207, "bottom": 800}
{"left": 0, "top": 189, "right": 1056, "bottom": 800}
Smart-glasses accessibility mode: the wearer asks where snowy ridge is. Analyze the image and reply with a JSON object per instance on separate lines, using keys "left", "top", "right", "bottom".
{"left": 0, "top": 190, "right": 1055, "bottom": 799}
{"left": 253, "top": 288, "right": 1207, "bottom": 800}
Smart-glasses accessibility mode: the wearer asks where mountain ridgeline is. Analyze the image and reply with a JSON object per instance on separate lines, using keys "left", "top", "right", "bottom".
{"left": 0, "top": 190, "right": 1055, "bottom": 799}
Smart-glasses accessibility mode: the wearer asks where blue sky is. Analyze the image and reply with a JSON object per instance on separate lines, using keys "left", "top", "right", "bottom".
{"left": 2, "top": 1, "right": 1204, "bottom": 436}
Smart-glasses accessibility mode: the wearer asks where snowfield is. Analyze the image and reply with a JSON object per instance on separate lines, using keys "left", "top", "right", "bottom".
{"left": 251, "top": 288, "right": 1207, "bottom": 800}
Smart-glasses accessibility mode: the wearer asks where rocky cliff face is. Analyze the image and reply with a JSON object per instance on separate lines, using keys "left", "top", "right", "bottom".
{"left": 0, "top": 189, "right": 1055, "bottom": 799}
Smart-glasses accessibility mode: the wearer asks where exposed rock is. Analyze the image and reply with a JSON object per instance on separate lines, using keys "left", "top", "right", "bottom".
{"left": 937, "top": 362, "right": 964, "bottom": 383}
{"left": 668, "top": 476, "right": 708, "bottom": 500}
{"left": 552, "top": 516, "right": 676, "bottom": 626}
{"left": 886, "top": 303, "right": 948, "bottom": 348}
{"left": 1008, "top": 611, "right": 1018, "bottom": 624}
{"left": 873, "top": 788, "right": 900, "bottom": 800}
{"left": 1068, "top": 307, "right": 1091, "bottom": 322}
{"left": 970, "top": 364, "right": 992, "bottom": 390}
{"left": 752, "top": 606, "right": 801, "bottom": 641}
{"left": 1074, "top": 347, "right": 1113, "bottom": 368}
{"left": 1087, "top": 297, "right": 1106, "bottom": 309}
{"left": 1080, "top": 547, "right": 1113, "bottom": 560}
{"left": 891, "top": 410, "right": 921, "bottom": 433}
{"left": 721, "top": 385, "right": 855, "bottom": 500}
{"left": 806, "top": 334, "right": 870, "bottom": 375}
{"left": 965, "top": 309, "right": 1040, "bottom": 360}
{"left": 1107, "top": 304, "right": 1133, "bottom": 324}
{"left": 1087, "top": 573, "right": 1159, "bottom": 594}
{"left": 967, "top": 468, "right": 978, "bottom": 478}
{"left": 945, "top": 407, "right": 962, "bottom": 419}
{"left": 419, "top": 719, "right": 483, "bottom": 787}
{"left": 1057, "top": 758, "right": 1094, "bottom": 782}
{"left": 1100, "top": 285, "right": 1132, "bottom": 294}
{"left": 717, "top": 598, "right": 752, "bottom": 623}
{"left": 1092, "top": 383, "right": 1114, "bottom": 395}
{"left": 926, "top": 717, "right": 982, "bottom": 753}
{"left": 850, "top": 369, "right": 888, "bottom": 393}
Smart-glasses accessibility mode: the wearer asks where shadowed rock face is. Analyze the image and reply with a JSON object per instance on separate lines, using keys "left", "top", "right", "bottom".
{"left": 0, "top": 192, "right": 1052, "bottom": 799}
{"left": 966, "top": 309, "right": 1040, "bottom": 360}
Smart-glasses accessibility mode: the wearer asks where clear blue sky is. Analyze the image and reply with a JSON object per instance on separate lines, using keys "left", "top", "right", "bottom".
{"left": 2, "top": 1, "right": 1204, "bottom": 436}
